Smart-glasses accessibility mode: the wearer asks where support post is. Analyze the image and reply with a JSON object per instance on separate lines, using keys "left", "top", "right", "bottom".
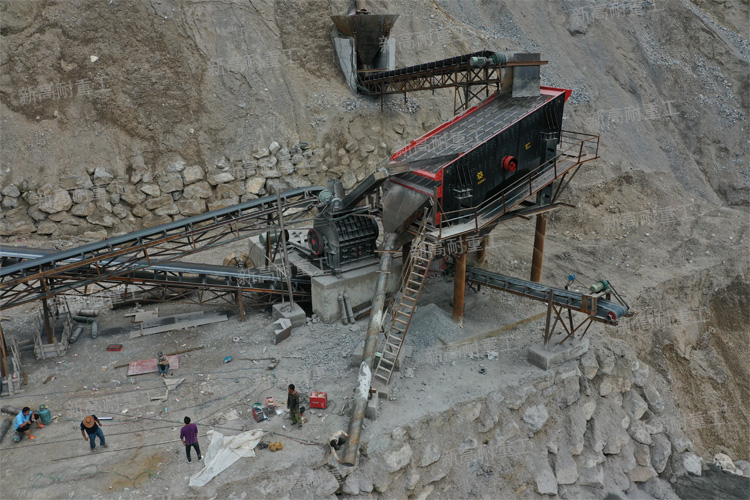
{"left": 275, "top": 192, "right": 295, "bottom": 310}
{"left": 42, "top": 298, "right": 54, "bottom": 344}
{"left": 476, "top": 235, "right": 488, "bottom": 266}
{"left": 0, "top": 322, "right": 7, "bottom": 378}
{"left": 452, "top": 238, "right": 467, "bottom": 325}
{"left": 544, "top": 289, "right": 554, "bottom": 346}
{"left": 237, "top": 291, "right": 245, "bottom": 322}
{"left": 530, "top": 214, "right": 548, "bottom": 283}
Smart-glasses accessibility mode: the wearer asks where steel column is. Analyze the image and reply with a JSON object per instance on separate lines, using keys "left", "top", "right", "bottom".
{"left": 452, "top": 238, "right": 467, "bottom": 324}
{"left": 530, "top": 214, "right": 548, "bottom": 283}
{"left": 42, "top": 298, "right": 54, "bottom": 343}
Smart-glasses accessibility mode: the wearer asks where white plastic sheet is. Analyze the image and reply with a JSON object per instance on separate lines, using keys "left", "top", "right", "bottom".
{"left": 189, "top": 429, "right": 265, "bottom": 487}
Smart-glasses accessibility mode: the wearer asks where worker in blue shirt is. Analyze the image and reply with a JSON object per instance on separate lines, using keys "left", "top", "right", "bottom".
{"left": 14, "top": 407, "right": 43, "bottom": 440}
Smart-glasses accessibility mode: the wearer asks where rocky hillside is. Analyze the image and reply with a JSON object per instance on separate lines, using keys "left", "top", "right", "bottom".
{"left": 0, "top": 0, "right": 748, "bottom": 497}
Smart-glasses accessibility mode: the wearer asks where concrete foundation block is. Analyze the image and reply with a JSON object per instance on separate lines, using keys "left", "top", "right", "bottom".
{"left": 273, "top": 318, "right": 292, "bottom": 345}
{"left": 527, "top": 335, "right": 589, "bottom": 370}
{"left": 365, "top": 396, "right": 379, "bottom": 420}
{"left": 311, "top": 259, "right": 403, "bottom": 324}
{"left": 272, "top": 302, "right": 306, "bottom": 328}
{"left": 373, "top": 382, "right": 390, "bottom": 400}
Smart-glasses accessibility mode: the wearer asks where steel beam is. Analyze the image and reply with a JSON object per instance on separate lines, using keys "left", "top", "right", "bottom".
{"left": 0, "top": 187, "right": 322, "bottom": 310}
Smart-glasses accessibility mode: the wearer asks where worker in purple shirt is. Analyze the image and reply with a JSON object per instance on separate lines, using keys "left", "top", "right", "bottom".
{"left": 180, "top": 416, "right": 202, "bottom": 463}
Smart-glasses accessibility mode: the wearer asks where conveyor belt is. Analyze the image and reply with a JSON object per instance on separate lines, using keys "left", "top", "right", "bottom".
{"left": 0, "top": 245, "right": 308, "bottom": 285}
{"left": 360, "top": 50, "right": 497, "bottom": 83}
{"left": 358, "top": 50, "right": 508, "bottom": 96}
{"left": 466, "top": 267, "right": 628, "bottom": 323}
{"left": 0, "top": 187, "right": 323, "bottom": 309}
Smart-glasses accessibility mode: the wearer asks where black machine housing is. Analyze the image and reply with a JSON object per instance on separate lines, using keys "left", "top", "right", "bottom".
{"left": 309, "top": 212, "right": 379, "bottom": 272}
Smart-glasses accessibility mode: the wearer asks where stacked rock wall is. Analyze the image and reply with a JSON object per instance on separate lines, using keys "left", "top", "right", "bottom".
{"left": 334, "top": 337, "right": 743, "bottom": 499}
{"left": 0, "top": 138, "right": 390, "bottom": 240}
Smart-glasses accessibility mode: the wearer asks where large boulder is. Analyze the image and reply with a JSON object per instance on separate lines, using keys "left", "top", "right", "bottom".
{"left": 420, "top": 443, "right": 441, "bottom": 467}
{"left": 71, "top": 202, "right": 95, "bottom": 217}
{"left": 384, "top": 444, "right": 413, "bottom": 472}
{"left": 158, "top": 172, "right": 184, "bottom": 193}
{"left": 207, "top": 170, "right": 235, "bottom": 186}
{"left": 245, "top": 177, "right": 266, "bottom": 195}
{"left": 145, "top": 194, "right": 175, "bottom": 210}
{"left": 682, "top": 452, "right": 703, "bottom": 476}
{"left": 533, "top": 453, "right": 558, "bottom": 495}
{"left": 651, "top": 433, "right": 672, "bottom": 473}
{"left": 182, "top": 165, "right": 205, "bottom": 185}
{"left": 120, "top": 185, "right": 146, "bottom": 206}
{"left": 93, "top": 166, "right": 114, "bottom": 183}
{"left": 183, "top": 181, "right": 212, "bottom": 199}
{"left": 38, "top": 188, "right": 72, "bottom": 213}
{"left": 623, "top": 390, "right": 649, "bottom": 421}
{"left": 140, "top": 184, "right": 161, "bottom": 197}
{"left": 153, "top": 203, "right": 179, "bottom": 216}
{"left": 590, "top": 397, "right": 631, "bottom": 455}
{"left": 555, "top": 443, "right": 578, "bottom": 485}
{"left": 1, "top": 196, "right": 19, "bottom": 209}
{"left": 177, "top": 199, "right": 206, "bottom": 216}
{"left": 87, "top": 212, "right": 118, "bottom": 227}
{"left": 207, "top": 196, "right": 239, "bottom": 211}
{"left": 0, "top": 216, "right": 36, "bottom": 236}
{"left": 1, "top": 185, "right": 21, "bottom": 197}
{"left": 523, "top": 405, "right": 549, "bottom": 434}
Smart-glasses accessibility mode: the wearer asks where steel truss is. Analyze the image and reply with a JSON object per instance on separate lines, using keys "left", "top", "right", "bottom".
{"left": 0, "top": 187, "right": 323, "bottom": 310}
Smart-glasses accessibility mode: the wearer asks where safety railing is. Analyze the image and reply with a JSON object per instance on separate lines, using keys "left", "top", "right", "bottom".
{"left": 437, "top": 131, "right": 599, "bottom": 237}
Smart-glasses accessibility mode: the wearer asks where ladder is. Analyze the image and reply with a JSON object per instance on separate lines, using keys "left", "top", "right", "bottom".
{"left": 373, "top": 219, "right": 437, "bottom": 385}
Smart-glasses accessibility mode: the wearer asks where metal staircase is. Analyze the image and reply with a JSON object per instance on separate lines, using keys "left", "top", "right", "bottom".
{"left": 373, "top": 218, "right": 437, "bottom": 385}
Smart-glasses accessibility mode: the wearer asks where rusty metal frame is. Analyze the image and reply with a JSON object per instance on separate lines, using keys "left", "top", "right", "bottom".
{"left": 362, "top": 65, "right": 503, "bottom": 97}
{"left": 0, "top": 188, "right": 322, "bottom": 310}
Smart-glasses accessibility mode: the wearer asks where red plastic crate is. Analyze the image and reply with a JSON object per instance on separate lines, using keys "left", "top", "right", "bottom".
{"left": 107, "top": 344, "right": 123, "bottom": 352}
{"left": 309, "top": 391, "right": 327, "bottom": 409}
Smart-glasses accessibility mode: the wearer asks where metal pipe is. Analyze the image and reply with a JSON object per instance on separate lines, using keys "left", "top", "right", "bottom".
{"left": 0, "top": 418, "right": 11, "bottom": 443}
{"left": 339, "top": 294, "right": 349, "bottom": 325}
{"left": 530, "top": 214, "right": 548, "bottom": 283}
{"left": 1, "top": 406, "right": 21, "bottom": 415}
{"left": 42, "top": 298, "right": 54, "bottom": 343}
{"left": 342, "top": 233, "right": 398, "bottom": 467}
{"left": 69, "top": 326, "right": 83, "bottom": 344}
{"left": 343, "top": 293, "right": 355, "bottom": 324}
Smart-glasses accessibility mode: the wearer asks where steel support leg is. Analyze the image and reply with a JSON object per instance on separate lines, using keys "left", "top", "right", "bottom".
{"left": 476, "top": 235, "right": 487, "bottom": 266}
{"left": 42, "top": 298, "right": 54, "bottom": 344}
{"left": 237, "top": 291, "right": 245, "bottom": 322}
{"left": 453, "top": 239, "right": 467, "bottom": 325}
{"left": 530, "top": 214, "right": 548, "bottom": 283}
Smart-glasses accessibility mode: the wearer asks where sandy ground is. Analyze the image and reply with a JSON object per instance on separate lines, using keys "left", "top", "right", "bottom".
{"left": 0, "top": 232, "right": 621, "bottom": 500}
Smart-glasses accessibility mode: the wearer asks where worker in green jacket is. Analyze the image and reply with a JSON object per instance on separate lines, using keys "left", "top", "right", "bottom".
{"left": 287, "top": 384, "right": 302, "bottom": 428}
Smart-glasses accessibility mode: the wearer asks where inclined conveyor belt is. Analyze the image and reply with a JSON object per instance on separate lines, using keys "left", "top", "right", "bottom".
{"left": 466, "top": 267, "right": 628, "bottom": 323}
{"left": 360, "top": 50, "right": 497, "bottom": 83}
{"left": 0, "top": 245, "right": 308, "bottom": 286}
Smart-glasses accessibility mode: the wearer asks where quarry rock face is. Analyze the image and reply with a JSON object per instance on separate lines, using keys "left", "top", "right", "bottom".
{"left": 311, "top": 334, "right": 733, "bottom": 499}
{"left": 0, "top": 1, "right": 746, "bottom": 498}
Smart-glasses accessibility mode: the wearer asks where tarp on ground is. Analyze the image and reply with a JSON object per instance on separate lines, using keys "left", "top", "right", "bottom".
{"left": 188, "top": 429, "right": 265, "bottom": 487}
{"left": 127, "top": 355, "right": 179, "bottom": 376}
